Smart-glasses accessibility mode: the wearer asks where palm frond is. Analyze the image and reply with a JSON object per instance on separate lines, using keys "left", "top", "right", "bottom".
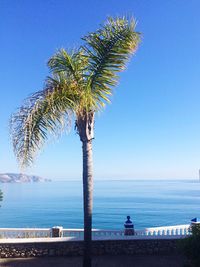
{"left": 82, "top": 16, "right": 140, "bottom": 108}
{"left": 48, "top": 48, "right": 88, "bottom": 88}
{"left": 10, "top": 74, "right": 78, "bottom": 167}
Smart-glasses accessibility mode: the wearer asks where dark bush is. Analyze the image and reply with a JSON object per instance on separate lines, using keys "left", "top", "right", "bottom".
{"left": 180, "top": 224, "right": 200, "bottom": 267}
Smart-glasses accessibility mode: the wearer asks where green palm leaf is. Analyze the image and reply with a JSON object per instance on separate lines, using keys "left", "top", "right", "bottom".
{"left": 48, "top": 48, "right": 88, "bottom": 89}
{"left": 82, "top": 17, "right": 140, "bottom": 108}
{"left": 11, "top": 74, "right": 77, "bottom": 167}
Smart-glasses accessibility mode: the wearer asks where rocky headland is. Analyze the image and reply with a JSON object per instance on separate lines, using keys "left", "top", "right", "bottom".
{"left": 0, "top": 173, "right": 51, "bottom": 183}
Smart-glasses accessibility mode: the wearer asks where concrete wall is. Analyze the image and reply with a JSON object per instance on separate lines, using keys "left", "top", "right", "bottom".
{"left": 0, "top": 239, "right": 181, "bottom": 258}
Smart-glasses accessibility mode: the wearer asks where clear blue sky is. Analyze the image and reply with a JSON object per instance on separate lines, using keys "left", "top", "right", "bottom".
{"left": 1, "top": 0, "right": 200, "bottom": 180}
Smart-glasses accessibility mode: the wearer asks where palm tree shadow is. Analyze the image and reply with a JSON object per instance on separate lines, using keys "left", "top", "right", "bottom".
{"left": 0, "top": 257, "right": 82, "bottom": 267}
{"left": 0, "top": 255, "right": 188, "bottom": 267}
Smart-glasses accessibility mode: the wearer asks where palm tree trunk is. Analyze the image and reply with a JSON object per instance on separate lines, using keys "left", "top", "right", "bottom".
{"left": 82, "top": 139, "right": 93, "bottom": 267}
{"left": 76, "top": 111, "right": 94, "bottom": 267}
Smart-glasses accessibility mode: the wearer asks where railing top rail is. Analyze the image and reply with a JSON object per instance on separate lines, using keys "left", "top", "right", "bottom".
{"left": 0, "top": 228, "right": 51, "bottom": 231}
{"left": 62, "top": 229, "right": 84, "bottom": 232}
{"left": 62, "top": 229, "right": 124, "bottom": 232}
{"left": 91, "top": 229, "right": 124, "bottom": 232}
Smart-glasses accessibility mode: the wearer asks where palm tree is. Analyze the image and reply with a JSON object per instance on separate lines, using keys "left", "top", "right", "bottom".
{"left": 11, "top": 17, "right": 140, "bottom": 267}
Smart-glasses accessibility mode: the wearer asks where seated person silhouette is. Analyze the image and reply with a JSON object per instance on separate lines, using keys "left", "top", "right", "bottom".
{"left": 124, "top": 215, "right": 134, "bottom": 235}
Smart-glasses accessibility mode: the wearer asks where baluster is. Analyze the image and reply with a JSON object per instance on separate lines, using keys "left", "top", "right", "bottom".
{"left": 186, "top": 227, "right": 189, "bottom": 235}
{"left": 173, "top": 229, "right": 176, "bottom": 235}
{"left": 185, "top": 227, "right": 188, "bottom": 235}
{"left": 167, "top": 229, "right": 170, "bottom": 236}
{"left": 163, "top": 229, "right": 167, "bottom": 235}
{"left": 179, "top": 228, "right": 181, "bottom": 235}
{"left": 183, "top": 228, "right": 186, "bottom": 235}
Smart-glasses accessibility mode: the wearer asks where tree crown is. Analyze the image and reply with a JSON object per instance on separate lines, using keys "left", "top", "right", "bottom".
{"left": 11, "top": 16, "right": 140, "bottom": 167}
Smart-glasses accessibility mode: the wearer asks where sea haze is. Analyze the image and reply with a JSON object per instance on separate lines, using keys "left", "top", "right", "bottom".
{"left": 0, "top": 180, "right": 199, "bottom": 229}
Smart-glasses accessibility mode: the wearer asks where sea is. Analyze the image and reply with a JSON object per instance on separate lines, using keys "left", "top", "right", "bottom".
{"left": 0, "top": 180, "right": 200, "bottom": 230}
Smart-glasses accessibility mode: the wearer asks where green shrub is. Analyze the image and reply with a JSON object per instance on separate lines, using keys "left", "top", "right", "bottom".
{"left": 180, "top": 224, "right": 200, "bottom": 267}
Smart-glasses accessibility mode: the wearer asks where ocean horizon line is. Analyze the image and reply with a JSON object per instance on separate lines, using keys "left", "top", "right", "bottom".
{"left": 47, "top": 178, "right": 199, "bottom": 182}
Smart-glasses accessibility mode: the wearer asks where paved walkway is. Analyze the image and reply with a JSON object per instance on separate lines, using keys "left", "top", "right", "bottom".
{"left": 0, "top": 254, "right": 187, "bottom": 267}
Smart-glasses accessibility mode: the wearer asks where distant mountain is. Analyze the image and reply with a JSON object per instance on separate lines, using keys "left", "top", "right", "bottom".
{"left": 0, "top": 173, "right": 51, "bottom": 183}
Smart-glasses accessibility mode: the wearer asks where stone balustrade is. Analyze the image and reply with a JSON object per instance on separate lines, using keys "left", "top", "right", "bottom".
{"left": 143, "top": 224, "right": 190, "bottom": 236}
{"left": 0, "top": 224, "right": 190, "bottom": 240}
{"left": 0, "top": 228, "right": 51, "bottom": 239}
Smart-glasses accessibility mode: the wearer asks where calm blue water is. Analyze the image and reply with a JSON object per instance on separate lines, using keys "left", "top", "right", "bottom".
{"left": 0, "top": 180, "right": 200, "bottom": 229}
